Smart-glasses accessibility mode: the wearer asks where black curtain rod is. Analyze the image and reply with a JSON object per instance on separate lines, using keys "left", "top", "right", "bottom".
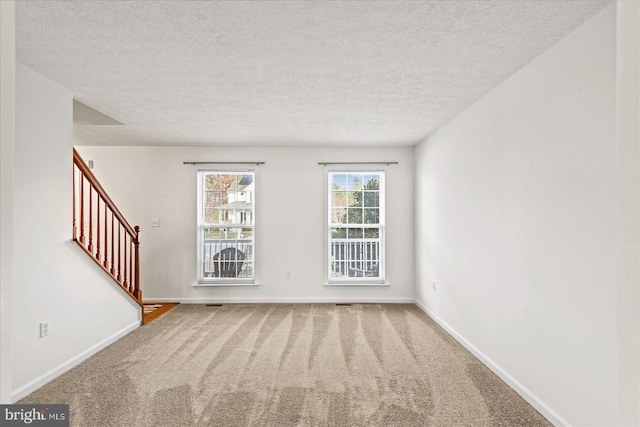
{"left": 318, "top": 161, "right": 398, "bottom": 166}
{"left": 183, "top": 161, "right": 265, "bottom": 165}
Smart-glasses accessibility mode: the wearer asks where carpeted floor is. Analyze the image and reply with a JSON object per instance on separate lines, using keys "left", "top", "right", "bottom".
{"left": 20, "top": 304, "right": 551, "bottom": 426}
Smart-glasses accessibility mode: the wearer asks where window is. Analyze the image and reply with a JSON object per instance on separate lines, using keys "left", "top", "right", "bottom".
{"left": 197, "top": 171, "right": 255, "bottom": 283}
{"left": 328, "top": 171, "right": 384, "bottom": 283}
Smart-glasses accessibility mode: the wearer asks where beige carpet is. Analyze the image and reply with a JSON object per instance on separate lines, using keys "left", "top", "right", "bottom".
{"left": 20, "top": 304, "right": 550, "bottom": 426}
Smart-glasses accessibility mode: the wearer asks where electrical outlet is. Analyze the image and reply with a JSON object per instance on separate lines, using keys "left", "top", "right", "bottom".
{"left": 40, "top": 320, "right": 50, "bottom": 338}
{"left": 151, "top": 218, "right": 160, "bottom": 227}
{"left": 433, "top": 282, "right": 436, "bottom": 291}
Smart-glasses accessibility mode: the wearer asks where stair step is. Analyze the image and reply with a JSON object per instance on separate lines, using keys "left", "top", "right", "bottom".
{"left": 142, "top": 302, "right": 179, "bottom": 325}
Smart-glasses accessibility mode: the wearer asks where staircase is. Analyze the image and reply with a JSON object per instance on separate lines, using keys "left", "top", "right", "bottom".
{"left": 72, "top": 149, "right": 143, "bottom": 315}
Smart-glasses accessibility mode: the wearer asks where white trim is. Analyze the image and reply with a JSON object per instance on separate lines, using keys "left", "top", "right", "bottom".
{"left": 323, "top": 281, "right": 388, "bottom": 287}
{"left": 144, "top": 297, "right": 414, "bottom": 304}
{"left": 11, "top": 321, "right": 140, "bottom": 402}
{"left": 192, "top": 282, "right": 259, "bottom": 287}
{"left": 325, "top": 170, "right": 386, "bottom": 284}
{"left": 196, "top": 170, "right": 257, "bottom": 284}
{"left": 413, "top": 300, "right": 568, "bottom": 427}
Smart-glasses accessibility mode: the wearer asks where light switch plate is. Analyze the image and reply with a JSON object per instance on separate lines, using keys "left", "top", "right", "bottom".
{"left": 151, "top": 218, "right": 160, "bottom": 227}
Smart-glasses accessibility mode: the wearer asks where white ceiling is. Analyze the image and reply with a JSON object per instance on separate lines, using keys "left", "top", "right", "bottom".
{"left": 16, "top": 0, "right": 611, "bottom": 147}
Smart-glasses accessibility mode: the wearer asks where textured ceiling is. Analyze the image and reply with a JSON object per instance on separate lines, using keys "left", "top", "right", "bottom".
{"left": 16, "top": 0, "right": 612, "bottom": 147}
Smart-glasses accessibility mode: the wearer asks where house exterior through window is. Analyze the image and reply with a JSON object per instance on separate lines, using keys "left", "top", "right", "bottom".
{"left": 197, "top": 171, "right": 255, "bottom": 283}
{"left": 328, "top": 171, "right": 384, "bottom": 283}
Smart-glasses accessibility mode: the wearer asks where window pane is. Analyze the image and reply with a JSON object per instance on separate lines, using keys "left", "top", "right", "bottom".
{"left": 204, "top": 207, "right": 220, "bottom": 224}
{"left": 347, "top": 208, "right": 362, "bottom": 224}
{"left": 332, "top": 174, "right": 347, "bottom": 191}
{"left": 364, "top": 175, "right": 379, "bottom": 190}
{"left": 223, "top": 200, "right": 237, "bottom": 211}
{"left": 240, "top": 262, "right": 253, "bottom": 278}
{"left": 332, "top": 227, "right": 346, "bottom": 239}
{"left": 204, "top": 174, "right": 215, "bottom": 191}
{"left": 348, "top": 228, "right": 363, "bottom": 239}
{"left": 332, "top": 208, "right": 346, "bottom": 224}
{"left": 227, "top": 176, "right": 239, "bottom": 192}
{"left": 363, "top": 192, "right": 379, "bottom": 208}
{"left": 348, "top": 191, "right": 363, "bottom": 207}
{"left": 363, "top": 208, "right": 379, "bottom": 224}
{"left": 223, "top": 209, "right": 236, "bottom": 224}
{"left": 364, "top": 228, "right": 379, "bottom": 239}
{"left": 226, "top": 227, "right": 246, "bottom": 239}
{"left": 331, "top": 261, "right": 346, "bottom": 278}
{"left": 240, "top": 175, "right": 253, "bottom": 185}
{"left": 204, "top": 191, "right": 217, "bottom": 208}
{"left": 332, "top": 191, "right": 347, "bottom": 207}
{"left": 206, "top": 174, "right": 224, "bottom": 191}
{"left": 241, "top": 228, "right": 253, "bottom": 239}
{"left": 204, "top": 227, "right": 223, "bottom": 239}
{"left": 347, "top": 174, "right": 363, "bottom": 190}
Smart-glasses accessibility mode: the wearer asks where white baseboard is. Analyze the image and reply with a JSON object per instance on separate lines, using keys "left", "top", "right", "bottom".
{"left": 413, "top": 300, "right": 569, "bottom": 427}
{"left": 144, "top": 297, "right": 415, "bottom": 304}
{"left": 11, "top": 321, "right": 140, "bottom": 402}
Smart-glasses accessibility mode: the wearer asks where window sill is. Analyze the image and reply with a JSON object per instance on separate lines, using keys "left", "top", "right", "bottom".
{"left": 193, "top": 281, "right": 259, "bottom": 287}
{"left": 324, "top": 281, "right": 388, "bottom": 287}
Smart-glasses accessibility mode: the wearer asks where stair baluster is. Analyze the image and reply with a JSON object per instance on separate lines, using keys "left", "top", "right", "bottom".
{"left": 72, "top": 148, "right": 142, "bottom": 308}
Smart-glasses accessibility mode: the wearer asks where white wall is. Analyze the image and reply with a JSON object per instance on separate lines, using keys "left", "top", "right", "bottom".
{"left": 0, "top": 0, "right": 16, "bottom": 404}
{"left": 12, "top": 64, "right": 141, "bottom": 401}
{"left": 616, "top": 1, "right": 640, "bottom": 424}
{"left": 76, "top": 146, "right": 414, "bottom": 303}
{"left": 414, "top": 5, "right": 617, "bottom": 426}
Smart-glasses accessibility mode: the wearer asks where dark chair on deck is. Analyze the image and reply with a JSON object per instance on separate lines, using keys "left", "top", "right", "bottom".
{"left": 348, "top": 262, "right": 379, "bottom": 278}
{"left": 213, "top": 248, "right": 245, "bottom": 278}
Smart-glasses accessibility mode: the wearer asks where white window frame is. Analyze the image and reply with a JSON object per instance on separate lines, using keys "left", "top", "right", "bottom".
{"left": 195, "top": 167, "right": 258, "bottom": 286}
{"left": 325, "top": 168, "right": 386, "bottom": 285}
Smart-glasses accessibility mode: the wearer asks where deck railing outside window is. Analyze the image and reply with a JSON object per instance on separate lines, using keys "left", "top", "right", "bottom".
{"left": 330, "top": 240, "right": 380, "bottom": 278}
{"left": 202, "top": 239, "right": 253, "bottom": 278}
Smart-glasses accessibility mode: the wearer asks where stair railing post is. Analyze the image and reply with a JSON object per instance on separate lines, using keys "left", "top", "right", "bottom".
{"left": 79, "top": 175, "right": 85, "bottom": 244}
{"left": 72, "top": 166, "right": 76, "bottom": 240}
{"left": 88, "top": 185, "right": 93, "bottom": 253}
{"left": 72, "top": 149, "right": 143, "bottom": 312}
{"left": 133, "top": 226, "right": 141, "bottom": 302}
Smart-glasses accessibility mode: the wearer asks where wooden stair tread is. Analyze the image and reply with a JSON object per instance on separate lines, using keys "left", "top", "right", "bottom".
{"left": 142, "top": 302, "right": 179, "bottom": 325}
